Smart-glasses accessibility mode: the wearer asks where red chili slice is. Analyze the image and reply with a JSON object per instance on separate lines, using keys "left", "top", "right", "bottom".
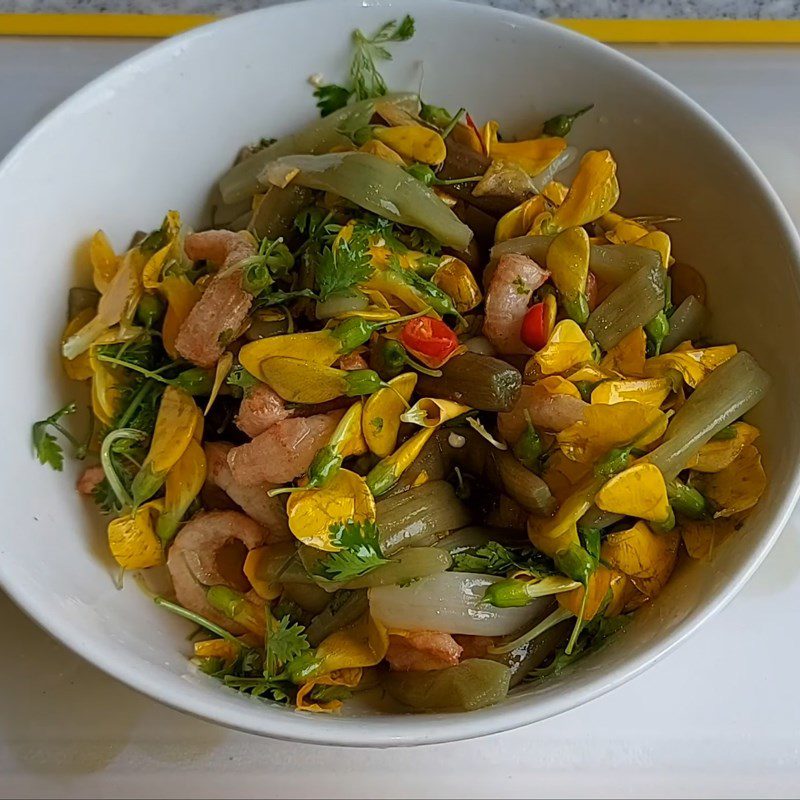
{"left": 520, "top": 294, "right": 557, "bottom": 351}
{"left": 401, "top": 316, "right": 459, "bottom": 365}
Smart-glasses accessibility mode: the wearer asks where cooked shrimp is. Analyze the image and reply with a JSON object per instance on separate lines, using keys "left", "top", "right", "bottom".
{"left": 453, "top": 635, "right": 495, "bottom": 660}
{"left": 184, "top": 229, "right": 256, "bottom": 271}
{"left": 483, "top": 253, "right": 549, "bottom": 355}
{"left": 76, "top": 464, "right": 105, "bottom": 495}
{"left": 336, "top": 352, "right": 369, "bottom": 371}
{"left": 227, "top": 412, "right": 342, "bottom": 486}
{"left": 166, "top": 510, "right": 269, "bottom": 633}
{"left": 175, "top": 230, "right": 258, "bottom": 368}
{"left": 385, "top": 631, "right": 463, "bottom": 671}
{"left": 235, "top": 383, "right": 294, "bottom": 438}
{"left": 204, "top": 441, "right": 291, "bottom": 539}
{"left": 498, "top": 384, "right": 587, "bottom": 441}
{"left": 175, "top": 269, "right": 252, "bottom": 368}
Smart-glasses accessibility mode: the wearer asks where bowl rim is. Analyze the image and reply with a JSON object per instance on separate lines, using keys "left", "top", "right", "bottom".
{"left": 2, "top": 0, "right": 800, "bottom": 747}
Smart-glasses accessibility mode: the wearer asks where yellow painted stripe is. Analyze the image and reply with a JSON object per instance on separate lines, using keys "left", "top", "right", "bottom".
{"left": 2, "top": 13, "right": 800, "bottom": 43}
{"left": 557, "top": 18, "right": 800, "bottom": 43}
{"left": 0, "top": 13, "right": 215, "bottom": 38}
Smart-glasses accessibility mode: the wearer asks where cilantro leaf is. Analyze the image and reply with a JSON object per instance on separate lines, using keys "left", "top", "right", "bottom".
{"left": 314, "top": 83, "right": 352, "bottom": 117}
{"left": 226, "top": 364, "right": 260, "bottom": 392}
{"left": 315, "top": 520, "right": 389, "bottom": 582}
{"left": 251, "top": 287, "right": 318, "bottom": 310}
{"left": 240, "top": 237, "right": 295, "bottom": 295}
{"left": 33, "top": 428, "right": 64, "bottom": 470}
{"left": 311, "top": 15, "right": 415, "bottom": 114}
{"left": 314, "top": 233, "right": 373, "bottom": 301}
{"left": 350, "top": 15, "right": 415, "bottom": 100}
{"left": 266, "top": 614, "right": 311, "bottom": 677}
{"left": 32, "top": 402, "right": 85, "bottom": 471}
{"left": 451, "top": 541, "right": 555, "bottom": 578}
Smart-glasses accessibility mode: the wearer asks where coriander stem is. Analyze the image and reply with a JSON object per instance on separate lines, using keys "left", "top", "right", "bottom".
{"left": 441, "top": 107, "right": 466, "bottom": 139}
{"left": 116, "top": 379, "right": 156, "bottom": 429}
{"left": 100, "top": 428, "right": 146, "bottom": 510}
{"left": 96, "top": 354, "right": 175, "bottom": 384}
{"left": 154, "top": 596, "right": 243, "bottom": 647}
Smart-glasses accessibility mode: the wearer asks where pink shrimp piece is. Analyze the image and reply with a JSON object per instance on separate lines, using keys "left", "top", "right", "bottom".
{"left": 76, "top": 464, "right": 105, "bottom": 495}
{"left": 385, "top": 631, "right": 463, "bottom": 672}
{"left": 483, "top": 253, "right": 549, "bottom": 355}
{"left": 498, "top": 384, "right": 588, "bottom": 441}
{"left": 166, "top": 510, "right": 269, "bottom": 634}
{"left": 175, "top": 269, "right": 252, "bottom": 368}
{"left": 235, "top": 383, "right": 294, "bottom": 438}
{"left": 226, "top": 412, "right": 342, "bottom": 486}
{"left": 184, "top": 229, "right": 256, "bottom": 271}
{"left": 204, "top": 442, "right": 291, "bottom": 540}
{"left": 336, "top": 352, "right": 369, "bottom": 371}
{"left": 453, "top": 635, "right": 495, "bottom": 660}
{"left": 175, "top": 230, "right": 258, "bottom": 368}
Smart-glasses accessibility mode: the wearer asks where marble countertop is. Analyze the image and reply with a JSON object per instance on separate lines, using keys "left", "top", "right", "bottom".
{"left": 2, "top": 0, "right": 800, "bottom": 19}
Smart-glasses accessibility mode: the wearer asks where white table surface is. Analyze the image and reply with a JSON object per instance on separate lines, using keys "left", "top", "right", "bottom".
{"left": 1, "top": 36, "right": 800, "bottom": 800}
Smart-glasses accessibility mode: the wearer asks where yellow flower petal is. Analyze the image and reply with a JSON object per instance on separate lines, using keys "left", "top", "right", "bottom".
{"left": 89, "top": 347, "right": 126, "bottom": 426}
{"left": 157, "top": 438, "right": 207, "bottom": 544}
{"left": 239, "top": 330, "right": 341, "bottom": 375}
{"left": 590, "top": 377, "right": 672, "bottom": 408}
{"left": 495, "top": 195, "right": 548, "bottom": 243}
{"left": 540, "top": 375, "right": 582, "bottom": 399}
{"left": 400, "top": 398, "right": 471, "bottom": 428}
{"left": 689, "top": 444, "right": 766, "bottom": 518}
{"left": 557, "top": 565, "right": 628, "bottom": 621}
{"left": 193, "top": 638, "right": 240, "bottom": 663}
{"left": 635, "top": 230, "right": 671, "bottom": 271}
{"left": 359, "top": 138, "right": 407, "bottom": 166}
{"left": 595, "top": 463, "right": 671, "bottom": 523}
{"left": 373, "top": 125, "right": 447, "bottom": 165}
{"left": 146, "top": 387, "right": 199, "bottom": 475}
{"left": 558, "top": 402, "right": 667, "bottom": 463}
{"left": 161, "top": 275, "right": 201, "bottom": 359}
{"left": 685, "top": 422, "right": 759, "bottom": 473}
{"left": 546, "top": 226, "right": 590, "bottom": 303}
{"left": 540, "top": 450, "right": 592, "bottom": 504}
{"left": 315, "top": 614, "right": 389, "bottom": 674}
{"left": 244, "top": 542, "right": 297, "bottom": 600}
{"left": 204, "top": 351, "right": 234, "bottom": 415}
{"left": 604, "top": 218, "right": 649, "bottom": 245}
{"left": 296, "top": 667, "right": 363, "bottom": 714}
{"left": 286, "top": 469, "right": 376, "bottom": 550}
{"left": 90, "top": 230, "right": 118, "bottom": 293}
{"left": 260, "top": 357, "right": 352, "bottom": 404}
{"left": 545, "top": 149, "right": 620, "bottom": 233}
{"left": 483, "top": 120, "right": 567, "bottom": 175}
{"left": 534, "top": 319, "right": 594, "bottom": 375}
{"left": 644, "top": 345, "right": 737, "bottom": 388}
{"left": 142, "top": 211, "right": 187, "bottom": 289}
{"left": 432, "top": 256, "right": 482, "bottom": 313}
{"left": 62, "top": 309, "right": 96, "bottom": 381}
{"left": 527, "top": 477, "right": 599, "bottom": 558}
{"left": 366, "top": 427, "right": 437, "bottom": 496}
{"left": 567, "top": 364, "right": 611, "bottom": 384}
{"left": 107, "top": 500, "right": 164, "bottom": 569}
{"left": 601, "top": 520, "right": 679, "bottom": 598}
{"left": 600, "top": 327, "right": 647, "bottom": 377}
{"left": 362, "top": 373, "right": 418, "bottom": 457}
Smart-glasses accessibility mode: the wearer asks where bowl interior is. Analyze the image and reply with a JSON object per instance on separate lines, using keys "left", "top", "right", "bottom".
{"left": 1, "top": 0, "right": 798, "bottom": 746}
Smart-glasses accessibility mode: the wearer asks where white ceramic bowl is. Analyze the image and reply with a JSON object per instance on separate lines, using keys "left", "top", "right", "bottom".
{"left": 1, "top": 0, "right": 799, "bottom": 747}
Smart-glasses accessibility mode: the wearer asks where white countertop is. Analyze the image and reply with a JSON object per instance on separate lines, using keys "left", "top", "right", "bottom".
{"left": 2, "top": 35, "right": 800, "bottom": 800}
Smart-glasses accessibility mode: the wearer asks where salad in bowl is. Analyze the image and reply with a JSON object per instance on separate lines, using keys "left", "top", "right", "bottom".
{"left": 33, "top": 15, "right": 769, "bottom": 716}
